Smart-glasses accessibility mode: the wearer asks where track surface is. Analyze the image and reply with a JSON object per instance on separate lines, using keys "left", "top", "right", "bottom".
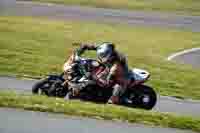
{"left": 3, "top": 1, "right": 200, "bottom": 32}
{"left": 170, "top": 49, "right": 200, "bottom": 68}
{"left": 1, "top": 76, "right": 200, "bottom": 117}
{"left": 3, "top": 1, "right": 200, "bottom": 67}
{"left": 0, "top": 108, "right": 195, "bottom": 133}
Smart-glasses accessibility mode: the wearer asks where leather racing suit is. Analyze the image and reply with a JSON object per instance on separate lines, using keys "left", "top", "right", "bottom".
{"left": 76, "top": 43, "right": 131, "bottom": 104}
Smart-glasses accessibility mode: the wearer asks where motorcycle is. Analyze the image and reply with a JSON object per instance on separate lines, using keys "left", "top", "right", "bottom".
{"left": 32, "top": 48, "right": 157, "bottom": 110}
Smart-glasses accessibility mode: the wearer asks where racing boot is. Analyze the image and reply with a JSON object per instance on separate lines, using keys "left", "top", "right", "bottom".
{"left": 107, "top": 96, "right": 120, "bottom": 104}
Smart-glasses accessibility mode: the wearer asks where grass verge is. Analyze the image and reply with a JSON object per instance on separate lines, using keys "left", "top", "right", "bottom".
{"left": 0, "top": 91, "right": 200, "bottom": 132}
{"left": 19, "top": 0, "right": 200, "bottom": 15}
{"left": 0, "top": 16, "right": 200, "bottom": 100}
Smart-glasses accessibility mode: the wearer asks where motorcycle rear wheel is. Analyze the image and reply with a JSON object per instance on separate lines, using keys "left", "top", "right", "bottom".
{"left": 123, "top": 85, "right": 157, "bottom": 110}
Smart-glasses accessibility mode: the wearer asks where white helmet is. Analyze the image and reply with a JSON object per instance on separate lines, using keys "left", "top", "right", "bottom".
{"left": 97, "top": 42, "right": 114, "bottom": 63}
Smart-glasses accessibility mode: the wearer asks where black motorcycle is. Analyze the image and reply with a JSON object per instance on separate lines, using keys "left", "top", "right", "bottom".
{"left": 32, "top": 51, "right": 157, "bottom": 110}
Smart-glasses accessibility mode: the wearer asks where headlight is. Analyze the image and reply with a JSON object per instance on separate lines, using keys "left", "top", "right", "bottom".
{"left": 91, "top": 61, "right": 100, "bottom": 67}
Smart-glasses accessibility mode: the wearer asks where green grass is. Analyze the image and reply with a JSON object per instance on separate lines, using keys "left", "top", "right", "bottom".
{"left": 20, "top": 0, "right": 200, "bottom": 15}
{"left": 0, "top": 16, "right": 200, "bottom": 100}
{"left": 0, "top": 91, "right": 200, "bottom": 132}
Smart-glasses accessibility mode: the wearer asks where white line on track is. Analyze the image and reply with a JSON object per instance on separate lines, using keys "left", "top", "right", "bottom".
{"left": 167, "top": 48, "right": 200, "bottom": 61}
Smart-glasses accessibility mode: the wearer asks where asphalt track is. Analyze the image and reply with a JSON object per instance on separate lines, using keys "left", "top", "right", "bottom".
{"left": 0, "top": 76, "right": 200, "bottom": 117}
{"left": 168, "top": 48, "right": 200, "bottom": 68}
{"left": 0, "top": 108, "right": 195, "bottom": 133}
{"left": 1, "top": 0, "right": 199, "bottom": 77}
{"left": 2, "top": 0, "right": 200, "bottom": 66}
{"left": 2, "top": 1, "right": 200, "bottom": 32}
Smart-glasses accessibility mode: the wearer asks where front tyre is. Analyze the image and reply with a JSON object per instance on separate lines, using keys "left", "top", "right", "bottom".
{"left": 124, "top": 85, "right": 157, "bottom": 110}
{"left": 32, "top": 79, "right": 50, "bottom": 95}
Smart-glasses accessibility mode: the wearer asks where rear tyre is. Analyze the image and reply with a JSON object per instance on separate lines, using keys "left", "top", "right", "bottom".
{"left": 124, "top": 85, "right": 157, "bottom": 110}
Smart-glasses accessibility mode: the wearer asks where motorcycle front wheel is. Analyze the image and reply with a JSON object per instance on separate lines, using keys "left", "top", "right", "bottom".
{"left": 32, "top": 79, "right": 50, "bottom": 95}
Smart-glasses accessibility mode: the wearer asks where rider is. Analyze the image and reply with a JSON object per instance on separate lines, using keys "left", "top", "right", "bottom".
{"left": 71, "top": 42, "right": 131, "bottom": 104}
